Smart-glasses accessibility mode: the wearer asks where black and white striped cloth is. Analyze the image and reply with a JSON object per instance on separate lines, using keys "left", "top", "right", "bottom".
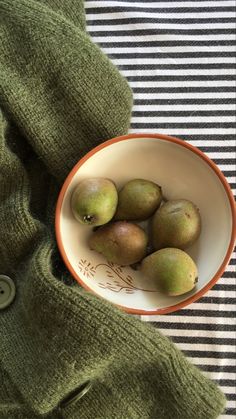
{"left": 85, "top": 1, "right": 236, "bottom": 417}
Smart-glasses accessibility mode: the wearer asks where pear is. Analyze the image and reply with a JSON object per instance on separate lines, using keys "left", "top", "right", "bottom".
{"left": 141, "top": 248, "right": 198, "bottom": 296}
{"left": 89, "top": 221, "right": 148, "bottom": 265}
{"left": 71, "top": 178, "right": 118, "bottom": 226}
{"left": 115, "top": 178, "right": 162, "bottom": 221}
{"left": 152, "top": 199, "right": 201, "bottom": 250}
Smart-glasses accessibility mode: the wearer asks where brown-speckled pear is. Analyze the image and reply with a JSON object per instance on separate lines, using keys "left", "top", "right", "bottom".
{"left": 89, "top": 221, "right": 148, "bottom": 265}
{"left": 115, "top": 178, "right": 162, "bottom": 221}
{"left": 152, "top": 199, "right": 201, "bottom": 250}
{"left": 71, "top": 178, "right": 118, "bottom": 226}
{"left": 141, "top": 248, "right": 198, "bottom": 296}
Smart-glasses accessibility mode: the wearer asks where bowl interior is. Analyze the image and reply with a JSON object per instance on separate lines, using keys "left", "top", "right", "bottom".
{"left": 57, "top": 136, "right": 233, "bottom": 313}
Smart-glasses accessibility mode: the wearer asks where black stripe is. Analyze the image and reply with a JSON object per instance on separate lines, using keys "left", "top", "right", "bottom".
{"left": 223, "top": 271, "right": 236, "bottom": 277}
{"left": 171, "top": 336, "right": 236, "bottom": 345}
{"left": 227, "top": 393, "right": 236, "bottom": 401}
{"left": 223, "top": 170, "right": 236, "bottom": 176}
{"left": 216, "top": 379, "right": 235, "bottom": 386}
{"left": 230, "top": 182, "right": 236, "bottom": 189}
{"left": 207, "top": 157, "right": 236, "bottom": 163}
{"left": 132, "top": 111, "right": 236, "bottom": 118}
{"left": 89, "top": 29, "right": 235, "bottom": 36}
{"left": 132, "top": 87, "right": 236, "bottom": 93}
{"left": 86, "top": 6, "right": 236, "bottom": 14}
{"left": 199, "top": 365, "right": 236, "bottom": 373}
{"left": 121, "top": 63, "right": 236, "bottom": 69}
{"left": 171, "top": 310, "right": 236, "bottom": 317}
{"left": 88, "top": 17, "right": 236, "bottom": 25}
{"left": 226, "top": 408, "right": 236, "bottom": 415}
{"left": 135, "top": 98, "right": 236, "bottom": 104}
{"left": 198, "top": 297, "right": 236, "bottom": 305}
{"left": 100, "top": 40, "right": 236, "bottom": 48}
{"left": 213, "top": 284, "right": 236, "bottom": 291}
{"left": 111, "top": 51, "right": 236, "bottom": 58}
{"left": 180, "top": 135, "right": 236, "bottom": 142}
{"left": 128, "top": 75, "right": 236, "bottom": 81}
{"left": 229, "top": 258, "right": 236, "bottom": 265}
{"left": 198, "top": 146, "right": 236, "bottom": 152}
{"left": 152, "top": 322, "right": 236, "bottom": 332}
{"left": 184, "top": 350, "right": 236, "bottom": 358}
{"left": 132, "top": 123, "right": 235, "bottom": 129}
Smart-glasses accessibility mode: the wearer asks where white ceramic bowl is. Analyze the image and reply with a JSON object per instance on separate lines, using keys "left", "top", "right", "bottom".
{"left": 55, "top": 134, "right": 236, "bottom": 315}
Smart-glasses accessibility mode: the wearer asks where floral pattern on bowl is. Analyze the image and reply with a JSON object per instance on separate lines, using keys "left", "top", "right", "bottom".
{"left": 78, "top": 259, "right": 158, "bottom": 294}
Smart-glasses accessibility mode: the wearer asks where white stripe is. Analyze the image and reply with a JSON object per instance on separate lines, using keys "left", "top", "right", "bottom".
{"left": 104, "top": 45, "right": 236, "bottom": 53}
{"left": 93, "top": 33, "right": 236, "bottom": 42}
{"left": 129, "top": 80, "right": 235, "bottom": 87}
{"left": 133, "top": 91, "right": 236, "bottom": 98}
{"left": 219, "top": 386, "right": 236, "bottom": 394}
{"left": 133, "top": 104, "right": 236, "bottom": 111}
{"left": 175, "top": 342, "right": 235, "bottom": 352}
{"left": 85, "top": 1, "right": 235, "bottom": 8}
{"left": 206, "top": 290, "right": 236, "bottom": 298}
{"left": 123, "top": 68, "right": 236, "bottom": 76}
{"left": 204, "top": 371, "right": 236, "bottom": 380}
{"left": 132, "top": 128, "right": 236, "bottom": 135}
{"left": 205, "top": 151, "right": 235, "bottom": 158}
{"left": 112, "top": 57, "right": 236, "bottom": 64}
{"left": 158, "top": 329, "right": 236, "bottom": 339}
{"left": 219, "top": 275, "right": 236, "bottom": 283}
{"left": 185, "top": 141, "right": 236, "bottom": 147}
{"left": 85, "top": 1, "right": 235, "bottom": 10}
{"left": 188, "top": 357, "right": 236, "bottom": 366}
{"left": 88, "top": 22, "right": 236, "bottom": 30}
{"left": 220, "top": 416, "right": 236, "bottom": 419}
{"left": 86, "top": 11, "right": 235, "bottom": 20}
{"left": 131, "top": 125, "right": 236, "bottom": 140}
{"left": 141, "top": 316, "right": 236, "bottom": 324}
{"left": 217, "top": 162, "right": 236, "bottom": 169}
{"left": 227, "top": 400, "right": 236, "bottom": 409}
{"left": 177, "top": 303, "right": 235, "bottom": 311}
{"left": 132, "top": 116, "right": 235, "bottom": 124}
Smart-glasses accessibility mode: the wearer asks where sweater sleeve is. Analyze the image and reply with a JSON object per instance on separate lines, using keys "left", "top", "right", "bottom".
{"left": 0, "top": 0, "right": 133, "bottom": 183}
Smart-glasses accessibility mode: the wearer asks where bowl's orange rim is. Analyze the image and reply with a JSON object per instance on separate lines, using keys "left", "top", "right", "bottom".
{"left": 55, "top": 133, "right": 236, "bottom": 315}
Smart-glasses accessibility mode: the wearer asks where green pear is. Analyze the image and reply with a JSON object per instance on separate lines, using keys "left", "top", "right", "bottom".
{"left": 71, "top": 178, "right": 118, "bottom": 226}
{"left": 89, "top": 221, "right": 148, "bottom": 265}
{"left": 152, "top": 199, "right": 201, "bottom": 250}
{"left": 141, "top": 248, "right": 198, "bottom": 296}
{"left": 115, "top": 178, "right": 162, "bottom": 221}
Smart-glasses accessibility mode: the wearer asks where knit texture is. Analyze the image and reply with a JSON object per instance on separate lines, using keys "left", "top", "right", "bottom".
{"left": 0, "top": 1, "right": 226, "bottom": 418}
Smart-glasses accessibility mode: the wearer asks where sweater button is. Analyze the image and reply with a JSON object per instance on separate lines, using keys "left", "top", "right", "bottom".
{"left": 60, "top": 380, "right": 92, "bottom": 409}
{"left": 0, "top": 275, "right": 16, "bottom": 310}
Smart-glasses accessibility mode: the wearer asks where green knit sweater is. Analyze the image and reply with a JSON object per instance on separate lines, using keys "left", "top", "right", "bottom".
{"left": 0, "top": 1, "right": 226, "bottom": 418}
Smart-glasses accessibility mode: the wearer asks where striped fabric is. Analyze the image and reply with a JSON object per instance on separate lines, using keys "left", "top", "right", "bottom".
{"left": 85, "top": 1, "right": 236, "bottom": 418}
